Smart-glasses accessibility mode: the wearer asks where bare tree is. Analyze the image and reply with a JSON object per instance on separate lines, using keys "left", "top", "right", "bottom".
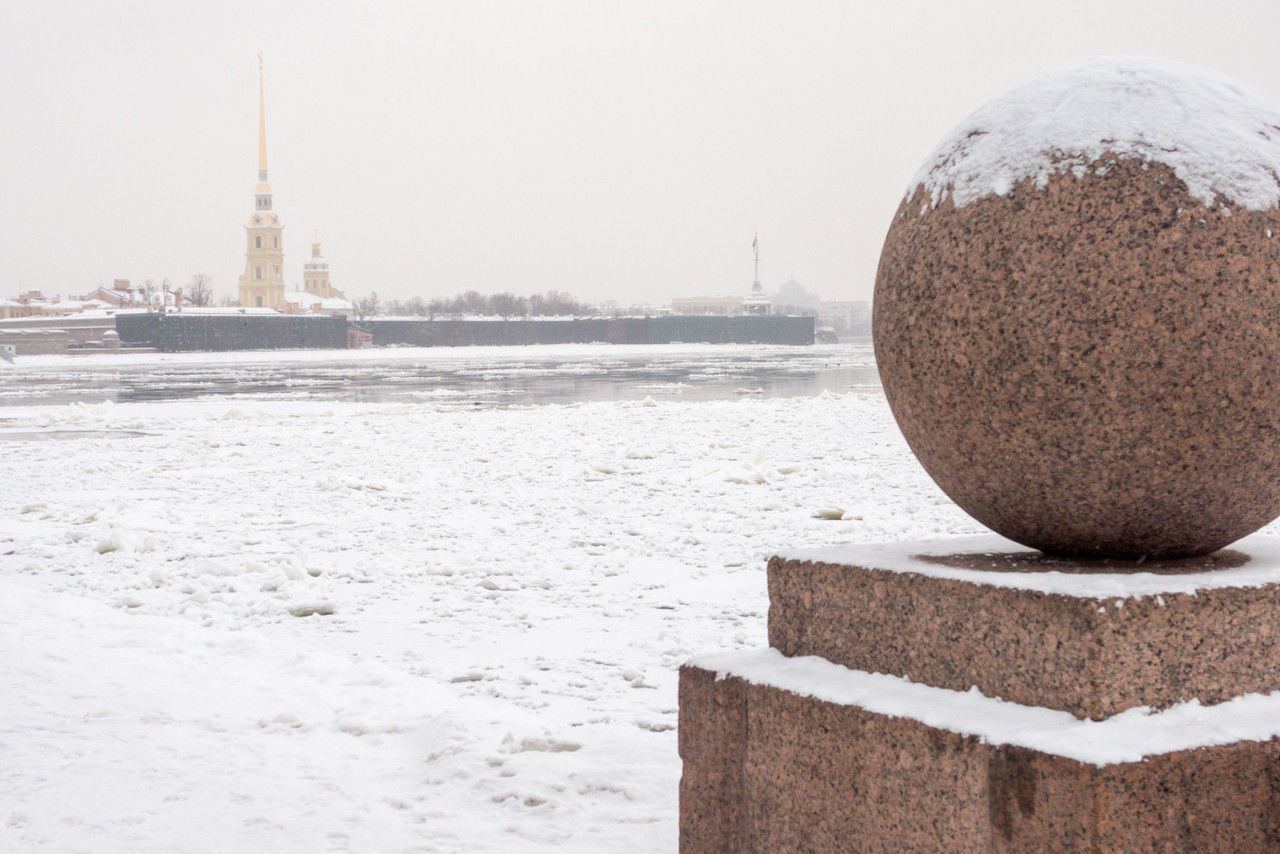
{"left": 187, "top": 274, "right": 214, "bottom": 307}
{"left": 415, "top": 289, "right": 596, "bottom": 319}
{"left": 528, "top": 290, "right": 590, "bottom": 316}
{"left": 489, "top": 292, "right": 525, "bottom": 318}
{"left": 354, "top": 291, "right": 381, "bottom": 323}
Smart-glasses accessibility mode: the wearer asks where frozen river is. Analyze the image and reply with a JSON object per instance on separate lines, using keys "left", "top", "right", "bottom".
{"left": 2, "top": 341, "right": 939, "bottom": 853}
{"left": 0, "top": 342, "right": 877, "bottom": 408}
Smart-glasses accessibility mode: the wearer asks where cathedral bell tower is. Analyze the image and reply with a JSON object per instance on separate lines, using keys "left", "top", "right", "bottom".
{"left": 304, "top": 236, "right": 342, "bottom": 300}
{"left": 238, "top": 53, "right": 286, "bottom": 310}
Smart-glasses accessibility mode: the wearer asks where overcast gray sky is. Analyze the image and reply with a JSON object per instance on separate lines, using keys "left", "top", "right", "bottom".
{"left": 2, "top": 1, "right": 1279, "bottom": 306}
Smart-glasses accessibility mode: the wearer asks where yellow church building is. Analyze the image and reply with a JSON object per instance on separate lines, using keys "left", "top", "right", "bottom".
{"left": 237, "top": 55, "right": 287, "bottom": 310}
{"left": 236, "top": 55, "right": 350, "bottom": 314}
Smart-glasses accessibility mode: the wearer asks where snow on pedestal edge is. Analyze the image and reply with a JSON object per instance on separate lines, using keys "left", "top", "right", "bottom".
{"left": 908, "top": 55, "right": 1280, "bottom": 213}
{"left": 687, "top": 647, "right": 1280, "bottom": 767}
{"left": 773, "top": 534, "right": 1280, "bottom": 599}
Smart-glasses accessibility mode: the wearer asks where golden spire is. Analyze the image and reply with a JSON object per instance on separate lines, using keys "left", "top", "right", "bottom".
{"left": 257, "top": 51, "right": 268, "bottom": 172}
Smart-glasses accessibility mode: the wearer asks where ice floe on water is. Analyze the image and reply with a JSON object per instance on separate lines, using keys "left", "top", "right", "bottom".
{"left": 0, "top": 343, "right": 876, "bottom": 408}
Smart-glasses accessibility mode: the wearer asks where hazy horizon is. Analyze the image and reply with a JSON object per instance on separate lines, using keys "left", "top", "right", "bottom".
{"left": 3, "top": 1, "right": 1279, "bottom": 306}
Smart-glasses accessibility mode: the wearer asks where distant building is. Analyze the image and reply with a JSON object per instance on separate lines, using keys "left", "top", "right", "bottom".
{"left": 772, "top": 277, "right": 822, "bottom": 313}
{"left": 816, "top": 300, "right": 871, "bottom": 338}
{"left": 0, "top": 282, "right": 194, "bottom": 321}
{"left": 82, "top": 279, "right": 144, "bottom": 308}
{"left": 742, "top": 284, "right": 771, "bottom": 316}
{"left": 1, "top": 292, "right": 58, "bottom": 318}
{"left": 0, "top": 291, "right": 112, "bottom": 319}
{"left": 238, "top": 56, "right": 286, "bottom": 311}
{"left": 281, "top": 291, "right": 352, "bottom": 317}
{"left": 671, "top": 295, "right": 745, "bottom": 315}
{"left": 281, "top": 238, "right": 352, "bottom": 316}
{"left": 670, "top": 234, "right": 777, "bottom": 316}
{"left": 79, "top": 279, "right": 192, "bottom": 312}
{"left": 302, "top": 239, "right": 343, "bottom": 301}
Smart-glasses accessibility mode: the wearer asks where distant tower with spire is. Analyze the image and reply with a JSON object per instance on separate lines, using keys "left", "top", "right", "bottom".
{"left": 238, "top": 53, "right": 286, "bottom": 310}
{"left": 743, "top": 231, "right": 772, "bottom": 315}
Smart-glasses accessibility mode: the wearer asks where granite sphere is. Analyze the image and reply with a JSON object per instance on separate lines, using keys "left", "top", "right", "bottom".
{"left": 874, "top": 56, "right": 1280, "bottom": 559}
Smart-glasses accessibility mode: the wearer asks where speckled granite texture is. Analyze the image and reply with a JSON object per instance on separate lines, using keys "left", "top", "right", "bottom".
{"left": 874, "top": 158, "right": 1280, "bottom": 559}
{"left": 680, "top": 665, "right": 1280, "bottom": 852}
{"left": 768, "top": 552, "right": 1280, "bottom": 719}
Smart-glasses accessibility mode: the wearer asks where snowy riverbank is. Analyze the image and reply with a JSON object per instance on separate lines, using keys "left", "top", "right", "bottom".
{"left": 3, "top": 380, "right": 986, "bottom": 851}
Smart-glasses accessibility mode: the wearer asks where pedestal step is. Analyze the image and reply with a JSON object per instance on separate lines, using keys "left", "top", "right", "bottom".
{"left": 769, "top": 534, "right": 1280, "bottom": 719}
{"left": 680, "top": 651, "right": 1280, "bottom": 852}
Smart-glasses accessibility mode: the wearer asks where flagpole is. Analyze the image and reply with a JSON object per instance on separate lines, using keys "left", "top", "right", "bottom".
{"left": 753, "top": 233, "right": 759, "bottom": 289}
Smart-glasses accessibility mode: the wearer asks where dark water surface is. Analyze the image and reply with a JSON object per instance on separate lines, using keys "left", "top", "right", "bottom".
{"left": 0, "top": 343, "right": 879, "bottom": 408}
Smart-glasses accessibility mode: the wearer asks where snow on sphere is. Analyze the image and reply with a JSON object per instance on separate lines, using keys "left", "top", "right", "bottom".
{"left": 910, "top": 55, "right": 1280, "bottom": 213}
{"left": 874, "top": 56, "right": 1280, "bottom": 560}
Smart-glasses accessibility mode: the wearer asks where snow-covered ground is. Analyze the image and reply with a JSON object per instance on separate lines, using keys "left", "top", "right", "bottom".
{"left": 0, "top": 345, "right": 986, "bottom": 852}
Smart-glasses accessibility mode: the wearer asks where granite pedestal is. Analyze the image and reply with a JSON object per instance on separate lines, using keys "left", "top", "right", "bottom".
{"left": 679, "top": 535, "right": 1280, "bottom": 851}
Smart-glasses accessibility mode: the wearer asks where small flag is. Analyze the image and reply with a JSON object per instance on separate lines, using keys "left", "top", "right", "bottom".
{"left": 752, "top": 234, "right": 758, "bottom": 251}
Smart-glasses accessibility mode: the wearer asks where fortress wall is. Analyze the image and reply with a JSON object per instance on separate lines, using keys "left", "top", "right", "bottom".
{"left": 113, "top": 313, "right": 814, "bottom": 352}
{"left": 362, "top": 315, "right": 815, "bottom": 347}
